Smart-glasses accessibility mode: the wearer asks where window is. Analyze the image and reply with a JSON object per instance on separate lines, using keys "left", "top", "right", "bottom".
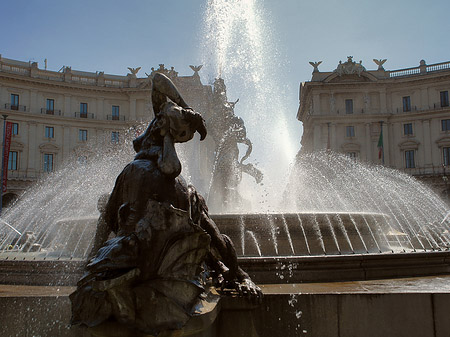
{"left": 112, "top": 106, "right": 120, "bottom": 120}
{"left": 46, "top": 99, "right": 55, "bottom": 114}
{"left": 77, "top": 156, "right": 87, "bottom": 165}
{"left": 402, "top": 96, "right": 411, "bottom": 112}
{"left": 11, "top": 94, "right": 19, "bottom": 110}
{"left": 345, "top": 99, "right": 353, "bottom": 114}
{"left": 405, "top": 150, "right": 415, "bottom": 168}
{"left": 45, "top": 126, "right": 54, "bottom": 139}
{"left": 444, "top": 147, "right": 450, "bottom": 166}
{"left": 79, "top": 129, "right": 88, "bottom": 142}
{"left": 8, "top": 151, "right": 18, "bottom": 171}
{"left": 80, "top": 103, "right": 88, "bottom": 117}
{"left": 111, "top": 131, "right": 120, "bottom": 144}
{"left": 43, "top": 154, "right": 53, "bottom": 172}
{"left": 403, "top": 123, "right": 413, "bottom": 136}
{"left": 346, "top": 126, "right": 355, "bottom": 138}
{"left": 441, "top": 91, "right": 449, "bottom": 107}
{"left": 347, "top": 152, "right": 357, "bottom": 160}
{"left": 442, "top": 119, "right": 450, "bottom": 131}
{"left": 12, "top": 123, "right": 19, "bottom": 136}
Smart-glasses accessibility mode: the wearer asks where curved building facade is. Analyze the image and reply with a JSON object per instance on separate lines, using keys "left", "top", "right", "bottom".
{"left": 0, "top": 56, "right": 217, "bottom": 205}
{"left": 298, "top": 57, "right": 450, "bottom": 198}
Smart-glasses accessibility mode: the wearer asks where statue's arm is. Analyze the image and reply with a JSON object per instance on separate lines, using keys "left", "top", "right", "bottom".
{"left": 199, "top": 212, "right": 247, "bottom": 281}
{"left": 239, "top": 137, "right": 252, "bottom": 164}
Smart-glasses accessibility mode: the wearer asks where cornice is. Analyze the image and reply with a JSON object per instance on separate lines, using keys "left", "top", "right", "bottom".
{"left": 0, "top": 72, "right": 149, "bottom": 94}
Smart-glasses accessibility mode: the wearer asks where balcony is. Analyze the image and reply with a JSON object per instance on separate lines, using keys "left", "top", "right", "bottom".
{"left": 41, "top": 108, "right": 61, "bottom": 116}
{"left": 4, "top": 103, "right": 26, "bottom": 112}
{"left": 74, "top": 112, "right": 94, "bottom": 119}
{"left": 107, "top": 115, "right": 126, "bottom": 121}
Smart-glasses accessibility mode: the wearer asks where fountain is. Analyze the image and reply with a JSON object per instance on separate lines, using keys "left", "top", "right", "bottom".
{"left": 1, "top": 0, "right": 450, "bottom": 336}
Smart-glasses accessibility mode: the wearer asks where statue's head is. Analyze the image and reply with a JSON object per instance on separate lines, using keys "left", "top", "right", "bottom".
{"left": 133, "top": 102, "right": 207, "bottom": 153}
{"left": 158, "top": 102, "right": 207, "bottom": 143}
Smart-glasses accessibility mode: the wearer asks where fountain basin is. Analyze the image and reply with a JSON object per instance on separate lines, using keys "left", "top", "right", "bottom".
{"left": 214, "top": 212, "right": 399, "bottom": 256}
{"left": 1, "top": 212, "right": 449, "bottom": 286}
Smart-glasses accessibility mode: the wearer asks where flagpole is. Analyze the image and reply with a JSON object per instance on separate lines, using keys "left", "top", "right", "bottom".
{"left": 0, "top": 114, "right": 8, "bottom": 215}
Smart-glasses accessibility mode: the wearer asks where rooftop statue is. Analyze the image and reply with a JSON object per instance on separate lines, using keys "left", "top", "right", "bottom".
{"left": 70, "top": 73, "right": 261, "bottom": 336}
{"left": 127, "top": 67, "right": 141, "bottom": 76}
{"left": 373, "top": 58, "right": 387, "bottom": 71}
{"left": 189, "top": 64, "right": 203, "bottom": 76}
{"left": 309, "top": 61, "right": 322, "bottom": 73}
{"left": 334, "top": 56, "right": 366, "bottom": 77}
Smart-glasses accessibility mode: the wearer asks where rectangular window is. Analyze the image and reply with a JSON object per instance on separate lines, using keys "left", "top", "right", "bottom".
{"left": 79, "top": 129, "right": 88, "bottom": 142}
{"left": 346, "top": 126, "right": 355, "bottom": 138}
{"left": 46, "top": 99, "right": 55, "bottom": 114}
{"left": 402, "top": 96, "right": 411, "bottom": 112}
{"left": 444, "top": 147, "right": 450, "bottom": 166}
{"left": 77, "top": 156, "right": 87, "bottom": 165}
{"left": 111, "top": 131, "right": 120, "bottom": 144}
{"left": 403, "top": 123, "right": 413, "bottom": 136}
{"left": 441, "top": 91, "right": 449, "bottom": 107}
{"left": 112, "top": 106, "right": 120, "bottom": 120}
{"left": 8, "top": 151, "right": 18, "bottom": 171}
{"left": 347, "top": 152, "right": 357, "bottom": 160}
{"left": 43, "top": 154, "right": 53, "bottom": 172}
{"left": 442, "top": 119, "right": 450, "bottom": 131}
{"left": 80, "top": 103, "right": 88, "bottom": 117}
{"left": 345, "top": 99, "right": 353, "bottom": 114}
{"left": 12, "top": 123, "right": 19, "bottom": 136}
{"left": 45, "top": 126, "right": 54, "bottom": 138}
{"left": 11, "top": 94, "right": 19, "bottom": 110}
{"left": 405, "top": 150, "right": 415, "bottom": 168}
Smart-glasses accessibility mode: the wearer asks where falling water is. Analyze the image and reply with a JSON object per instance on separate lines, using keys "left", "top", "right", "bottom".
{"left": 0, "top": 132, "right": 136, "bottom": 259}
{"left": 281, "top": 151, "right": 450, "bottom": 254}
{"left": 245, "top": 230, "right": 262, "bottom": 257}
{"left": 201, "top": 0, "right": 297, "bottom": 210}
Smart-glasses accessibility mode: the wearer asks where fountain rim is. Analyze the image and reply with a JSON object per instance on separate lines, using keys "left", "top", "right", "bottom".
{"left": 210, "top": 211, "right": 391, "bottom": 218}
{"left": 0, "top": 250, "right": 449, "bottom": 286}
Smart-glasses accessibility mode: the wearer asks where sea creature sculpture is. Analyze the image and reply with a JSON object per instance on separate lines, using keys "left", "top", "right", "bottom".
{"left": 70, "top": 72, "right": 261, "bottom": 336}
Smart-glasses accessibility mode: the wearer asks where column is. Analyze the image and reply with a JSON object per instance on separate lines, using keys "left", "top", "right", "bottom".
{"left": 64, "top": 94, "right": 71, "bottom": 117}
{"left": 26, "top": 122, "right": 37, "bottom": 177}
{"left": 422, "top": 120, "right": 432, "bottom": 168}
{"left": 62, "top": 125, "right": 71, "bottom": 161}
{"left": 330, "top": 93, "right": 335, "bottom": 114}
{"left": 379, "top": 89, "right": 387, "bottom": 114}
{"left": 19, "top": 123, "right": 29, "bottom": 177}
{"left": 97, "top": 98, "right": 104, "bottom": 120}
{"left": 129, "top": 98, "right": 137, "bottom": 120}
{"left": 29, "top": 90, "right": 38, "bottom": 113}
{"left": 365, "top": 123, "right": 372, "bottom": 162}
{"left": 313, "top": 124, "right": 322, "bottom": 151}
{"left": 420, "top": 88, "right": 429, "bottom": 111}
{"left": 331, "top": 123, "right": 337, "bottom": 151}
{"left": 312, "top": 94, "right": 320, "bottom": 115}
{"left": 384, "top": 122, "right": 390, "bottom": 166}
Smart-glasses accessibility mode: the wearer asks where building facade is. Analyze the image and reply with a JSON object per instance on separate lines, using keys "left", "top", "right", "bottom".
{"left": 0, "top": 56, "right": 217, "bottom": 205}
{"left": 298, "top": 57, "right": 450, "bottom": 196}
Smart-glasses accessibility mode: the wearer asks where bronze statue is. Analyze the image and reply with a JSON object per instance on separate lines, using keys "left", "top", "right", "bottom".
{"left": 207, "top": 78, "right": 263, "bottom": 212}
{"left": 70, "top": 73, "right": 261, "bottom": 336}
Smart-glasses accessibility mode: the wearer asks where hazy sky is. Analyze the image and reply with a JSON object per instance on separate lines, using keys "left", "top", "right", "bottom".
{"left": 2, "top": 0, "right": 450, "bottom": 180}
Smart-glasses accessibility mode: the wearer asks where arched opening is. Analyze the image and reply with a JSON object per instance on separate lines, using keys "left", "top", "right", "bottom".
{"left": 2, "top": 193, "right": 18, "bottom": 209}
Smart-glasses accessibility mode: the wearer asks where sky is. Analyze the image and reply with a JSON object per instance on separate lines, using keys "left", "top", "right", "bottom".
{"left": 1, "top": 0, "right": 450, "bottom": 191}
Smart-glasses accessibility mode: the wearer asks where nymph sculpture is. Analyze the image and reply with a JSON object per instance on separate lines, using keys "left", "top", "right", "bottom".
{"left": 70, "top": 73, "right": 261, "bottom": 336}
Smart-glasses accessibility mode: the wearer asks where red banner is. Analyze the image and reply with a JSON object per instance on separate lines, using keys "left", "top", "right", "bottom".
{"left": 2, "top": 122, "right": 12, "bottom": 193}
